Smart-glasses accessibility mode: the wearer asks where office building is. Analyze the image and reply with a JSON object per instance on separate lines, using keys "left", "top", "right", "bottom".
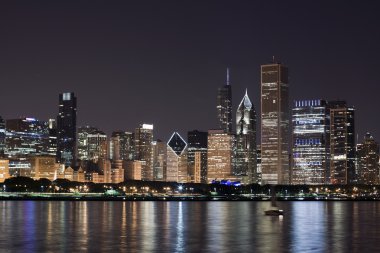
{"left": 261, "top": 62, "right": 290, "bottom": 184}
{"left": 217, "top": 68, "right": 233, "bottom": 133}
{"left": 30, "top": 156, "right": 60, "bottom": 181}
{"left": 152, "top": 139, "right": 166, "bottom": 181}
{"left": 57, "top": 92, "right": 77, "bottom": 167}
{"left": 109, "top": 131, "right": 134, "bottom": 161}
{"left": 134, "top": 124, "right": 154, "bottom": 180}
{"left": 357, "top": 133, "right": 379, "bottom": 185}
{"left": 235, "top": 89, "right": 257, "bottom": 184}
{"left": 187, "top": 130, "right": 208, "bottom": 183}
{"left": 166, "top": 132, "right": 188, "bottom": 183}
{"left": 0, "top": 159, "right": 10, "bottom": 183}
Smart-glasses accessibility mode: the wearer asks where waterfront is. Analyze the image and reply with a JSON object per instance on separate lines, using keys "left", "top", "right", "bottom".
{"left": 1, "top": 201, "right": 380, "bottom": 252}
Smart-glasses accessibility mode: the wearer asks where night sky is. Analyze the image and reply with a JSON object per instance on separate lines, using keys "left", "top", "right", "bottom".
{"left": 1, "top": 1, "right": 380, "bottom": 142}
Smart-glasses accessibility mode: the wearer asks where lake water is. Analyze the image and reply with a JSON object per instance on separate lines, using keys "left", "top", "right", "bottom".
{"left": 0, "top": 201, "right": 379, "bottom": 252}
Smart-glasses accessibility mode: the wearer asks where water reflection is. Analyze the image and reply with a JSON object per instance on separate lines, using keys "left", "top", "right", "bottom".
{"left": 0, "top": 201, "right": 380, "bottom": 252}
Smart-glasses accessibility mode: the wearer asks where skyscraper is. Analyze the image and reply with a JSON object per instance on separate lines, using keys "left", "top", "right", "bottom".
{"left": 57, "top": 92, "right": 77, "bottom": 167}
{"left": 152, "top": 139, "right": 166, "bottom": 181}
{"left": 207, "top": 129, "right": 236, "bottom": 183}
{"left": 0, "top": 116, "right": 5, "bottom": 154}
{"left": 328, "top": 101, "right": 355, "bottom": 184}
{"left": 292, "top": 100, "right": 328, "bottom": 184}
{"left": 187, "top": 130, "right": 208, "bottom": 183}
{"left": 109, "top": 131, "right": 134, "bottom": 161}
{"left": 78, "top": 126, "right": 99, "bottom": 161}
{"left": 134, "top": 123, "right": 154, "bottom": 181}
{"left": 261, "top": 62, "right": 290, "bottom": 184}
{"left": 357, "top": 133, "right": 379, "bottom": 185}
{"left": 217, "top": 68, "right": 232, "bottom": 133}
{"left": 166, "top": 132, "right": 188, "bottom": 183}
{"left": 235, "top": 89, "right": 257, "bottom": 184}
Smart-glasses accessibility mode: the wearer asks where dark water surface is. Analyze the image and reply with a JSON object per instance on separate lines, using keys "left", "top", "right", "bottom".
{"left": 0, "top": 201, "right": 380, "bottom": 252}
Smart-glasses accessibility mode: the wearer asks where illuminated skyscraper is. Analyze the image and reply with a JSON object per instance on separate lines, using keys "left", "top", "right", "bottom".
{"left": 152, "top": 139, "right": 166, "bottom": 181}
{"left": 5, "top": 117, "right": 50, "bottom": 157}
{"left": 207, "top": 129, "right": 236, "bottom": 183}
{"left": 328, "top": 101, "right": 355, "bottom": 184}
{"left": 109, "top": 131, "right": 134, "bottom": 161}
{"left": 235, "top": 89, "right": 257, "bottom": 184}
{"left": 0, "top": 116, "right": 5, "bottom": 154}
{"left": 217, "top": 68, "right": 232, "bottom": 133}
{"left": 261, "top": 62, "right": 290, "bottom": 184}
{"left": 87, "top": 130, "right": 108, "bottom": 162}
{"left": 78, "top": 126, "right": 99, "bottom": 161}
{"left": 57, "top": 92, "right": 77, "bottom": 167}
{"left": 134, "top": 124, "right": 154, "bottom": 181}
{"left": 187, "top": 130, "right": 208, "bottom": 183}
{"left": 166, "top": 132, "right": 188, "bottom": 183}
{"left": 292, "top": 100, "right": 328, "bottom": 184}
{"left": 357, "top": 133, "right": 379, "bottom": 185}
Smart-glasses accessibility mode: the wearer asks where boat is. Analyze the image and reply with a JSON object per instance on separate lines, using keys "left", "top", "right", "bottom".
{"left": 264, "top": 186, "right": 284, "bottom": 216}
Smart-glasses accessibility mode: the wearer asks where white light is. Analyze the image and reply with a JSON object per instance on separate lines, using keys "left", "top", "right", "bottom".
{"left": 142, "top": 124, "right": 153, "bottom": 130}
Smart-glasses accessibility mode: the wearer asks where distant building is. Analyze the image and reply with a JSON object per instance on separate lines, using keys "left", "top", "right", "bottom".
{"left": 207, "top": 130, "right": 236, "bottom": 183}
{"left": 292, "top": 100, "right": 328, "bottom": 184}
{"left": 57, "top": 92, "right": 77, "bottom": 167}
{"left": 78, "top": 126, "right": 99, "bottom": 161}
{"left": 109, "top": 131, "right": 134, "bottom": 161}
{"left": 187, "top": 130, "right": 207, "bottom": 183}
{"left": 87, "top": 130, "right": 108, "bottom": 162}
{"left": 0, "top": 116, "right": 6, "bottom": 154}
{"left": 30, "top": 156, "right": 60, "bottom": 181}
{"left": 328, "top": 101, "right": 355, "bottom": 184}
{"left": 357, "top": 133, "right": 379, "bottom": 185}
{"left": 123, "top": 160, "right": 142, "bottom": 180}
{"left": 0, "top": 159, "right": 10, "bottom": 183}
{"left": 261, "top": 62, "right": 290, "bottom": 184}
{"left": 166, "top": 132, "right": 188, "bottom": 183}
{"left": 48, "top": 119, "right": 57, "bottom": 157}
{"left": 235, "top": 89, "right": 257, "bottom": 184}
{"left": 152, "top": 140, "right": 166, "bottom": 181}
{"left": 5, "top": 117, "right": 49, "bottom": 157}
{"left": 217, "top": 68, "right": 233, "bottom": 133}
{"left": 134, "top": 124, "right": 154, "bottom": 181}
{"left": 98, "top": 158, "right": 112, "bottom": 183}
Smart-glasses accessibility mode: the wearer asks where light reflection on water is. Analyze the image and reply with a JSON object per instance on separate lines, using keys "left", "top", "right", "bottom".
{"left": 0, "top": 201, "right": 380, "bottom": 252}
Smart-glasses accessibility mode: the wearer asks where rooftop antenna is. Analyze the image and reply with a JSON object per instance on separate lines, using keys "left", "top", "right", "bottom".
{"left": 226, "top": 67, "right": 230, "bottom": 86}
{"left": 272, "top": 55, "right": 275, "bottom": 63}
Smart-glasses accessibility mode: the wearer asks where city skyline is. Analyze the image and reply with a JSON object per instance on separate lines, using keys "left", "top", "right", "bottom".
{"left": 1, "top": 1, "right": 380, "bottom": 141}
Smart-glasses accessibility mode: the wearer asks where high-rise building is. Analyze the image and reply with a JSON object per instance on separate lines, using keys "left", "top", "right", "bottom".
{"left": 328, "top": 101, "right": 355, "bottom": 184}
{"left": 57, "top": 92, "right": 77, "bottom": 167}
{"left": 187, "top": 130, "right": 208, "bottom": 183}
{"left": 5, "top": 117, "right": 50, "bottom": 157}
{"left": 0, "top": 159, "right": 10, "bottom": 183}
{"left": 0, "top": 116, "right": 5, "bottom": 154}
{"left": 123, "top": 160, "right": 142, "bottom": 180}
{"left": 152, "top": 139, "right": 166, "bottom": 181}
{"left": 292, "top": 100, "right": 328, "bottom": 184}
{"left": 78, "top": 126, "right": 99, "bottom": 161}
{"left": 166, "top": 132, "right": 188, "bottom": 183}
{"left": 261, "top": 62, "right": 290, "bottom": 184}
{"left": 217, "top": 68, "right": 232, "bottom": 133}
{"left": 134, "top": 124, "right": 154, "bottom": 181}
{"left": 48, "top": 119, "right": 57, "bottom": 157}
{"left": 109, "top": 131, "right": 134, "bottom": 161}
{"left": 207, "top": 129, "right": 236, "bottom": 183}
{"left": 87, "top": 130, "right": 108, "bottom": 162}
{"left": 30, "top": 156, "right": 60, "bottom": 181}
{"left": 357, "top": 133, "right": 379, "bottom": 185}
{"left": 235, "top": 89, "right": 257, "bottom": 184}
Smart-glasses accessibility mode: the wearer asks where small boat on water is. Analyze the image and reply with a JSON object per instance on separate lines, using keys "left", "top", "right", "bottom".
{"left": 265, "top": 186, "right": 284, "bottom": 216}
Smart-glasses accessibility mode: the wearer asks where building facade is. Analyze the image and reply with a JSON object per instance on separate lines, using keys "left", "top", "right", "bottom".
{"left": 187, "top": 130, "right": 208, "bottom": 183}
{"left": 261, "top": 62, "right": 290, "bottom": 184}
{"left": 134, "top": 124, "right": 154, "bottom": 181}
{"left": 235, "top": 90, "right": 257, "bottom": 184}
{"left": 57, "top": 92, "right": 77, "bottom": 167}
{"left": 357, "top": 133, "right": 379, "bottom": 185}
{"left": 166, "top": 132, "right": 188, "bottom": 183}
{"left": 217, "top": 68, "right": 233, "bottom": 133}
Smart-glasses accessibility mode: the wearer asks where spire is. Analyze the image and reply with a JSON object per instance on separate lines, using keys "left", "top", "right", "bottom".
{"left": 245, "top": 88, "right": 248, "bottom": 96}
{"left": 238, "top": 89, "right": 252, "bottom": 109}
{"left": 226, "top": 67, "right": 230, "bottom": 86}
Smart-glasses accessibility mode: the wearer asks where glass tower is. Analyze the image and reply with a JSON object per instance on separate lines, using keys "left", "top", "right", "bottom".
{"left": 235, "top": 89, "right": 257, "bottom": 184}
{"left": 57, "top": 92, "right": 77, "bottom": 167}
{"left": 187, "top": 130, "right": 208, "bottom": 183}
{"left": 292, "top": 100, "right": 328, "bottom": 184}
{"left": 166, "top": 132, "right": 188, "bottom": 183}
{"left": 134, "top": 124, "right": 154, "bottom": 181}
{"left": 357, "top": 133, "right": 379, "bottom": 185}
{"left": 217, "top": 68, "right": 232, "bottom": 133}
{"left": 261, "top": 62, "right": 290, "bottom": 184}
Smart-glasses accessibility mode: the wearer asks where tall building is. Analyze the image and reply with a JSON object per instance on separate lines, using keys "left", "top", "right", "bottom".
{"left": 109, "top": 131, "right": 134, "bottom": 161}
{"left": 235, "top": 89, "right": 257, "bottom": 184}
{"left": 261, "top": 62, "right": 290, "bottom": 184}
{"left": 30, "top": 156, "right": 60, "bottom": 181}
{"left": 166, "top": 132, "right": 188, "bottom": 183}
{"left": 292, "top": 100, "right": 328, "bottom": 184}
{"left": 217, "top": 68, "right": 232, "bottom": 133}
{"left": 5, "top": 117, "right": 50, "bottom": 157}
{"left": 87, "top": 130, "right": 108, "bottom": 162}
{"left": 134, "top": 124, "right": 154, "bottom": 181}
{"left": 357, "top": 133, "right": 379, "bottom": 185}
{"left": 0, "top": 116, "right": 5, "bottom": 154}
{"left": 328, "top": 101, "right": 355, "bottom": 184}
{"left": 187, "top": 130, "right": 208, "bottom": 183}
{"left": 48, "top": 119, "right": 57, "bottom": 157}
{"left": 152, "top": 139, "right": 166, "bottom": 181}
{"left": 57, "top": 92, "right": 77, "bottom": 167}
{"left": 78, "top": 126, "right": 99, "bottom": 161}
{"left": 0, "top": 159, "right": 10, "bottom": 183}
{"left": 207, "top": 129, "right": 236, "bottom": 183}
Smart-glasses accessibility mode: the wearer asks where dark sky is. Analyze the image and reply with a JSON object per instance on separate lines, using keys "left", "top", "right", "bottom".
{"left": 1, "top": 1, "right": 380, "bottom": 142}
